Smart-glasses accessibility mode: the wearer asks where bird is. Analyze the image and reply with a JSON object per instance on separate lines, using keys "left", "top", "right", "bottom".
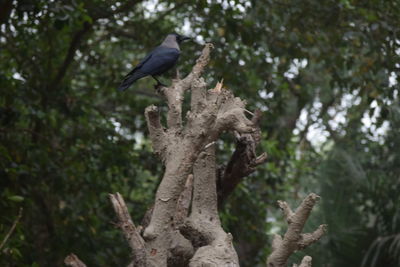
{"left": 117, "top": 33, "right": 191, "bottom": 91}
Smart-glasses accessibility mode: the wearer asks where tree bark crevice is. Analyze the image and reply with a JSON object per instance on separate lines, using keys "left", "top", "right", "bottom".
{"left": 183, "top": 145, "right": 239, "bottom": 267}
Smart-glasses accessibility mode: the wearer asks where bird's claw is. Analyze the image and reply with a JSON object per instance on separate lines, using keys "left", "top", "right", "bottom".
{"left": 154, "top": 82, "right": 166, "bottom": 94}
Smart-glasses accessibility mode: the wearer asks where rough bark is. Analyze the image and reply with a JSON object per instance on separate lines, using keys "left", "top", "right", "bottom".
{"left": 217, "top": 109, "right": 267, "bottom": 206}
{"left": 0, "top": 0, "right": 13, "bottom": 25}
{"left": 141, "top": 44, "right": 255, "bottom": 267}
{"left": 181, "top": 145, "right": 239, "bottom": 267}
{"left": 293, "top": 256, "right": 312, "bottom": 267}
{"left": 267, "top": 194, "right": 327, "bottom": 267}
{"left": 110, "top": 193, "right": 146, "bottom": 266}
{"left": 64, "top": 254, "right": 86, "bottom": 267}
{"left": 174, "top": 174, "right": 194, "bottom": 228}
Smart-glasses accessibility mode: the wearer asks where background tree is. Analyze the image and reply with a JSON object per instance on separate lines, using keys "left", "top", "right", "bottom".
{"left": 0, "top": 0, "right": 399, "bottom": 266}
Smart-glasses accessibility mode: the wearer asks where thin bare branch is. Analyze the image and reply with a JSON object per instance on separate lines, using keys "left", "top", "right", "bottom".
{"left": 110, "top": 193, "right": 146, "bottom": 267}
{"left": 254, "top": 152, "right": 268, "bottom": 165}
{"left": 293, "top": 256, "right": 312, "bottom": 267}
{"left": 51, "top": 22, "right": 92, "bottom": 89}
{"left": 277, "top": 200, "right": 294, "bottom": 223}
{"left": 298, "top": 224, "right": 328, "bottom": 249}
{"left": 64, "top": 253, "right": 87, "bottom": 267}
{"left": 0, "top": 207, "right": 22, "bottom": 251}
{"left": 204, "top": 141, "right": 216, "bottom": 149}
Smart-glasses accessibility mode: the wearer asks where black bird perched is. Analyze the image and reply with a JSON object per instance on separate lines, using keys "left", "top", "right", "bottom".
{"left": 117, "top": 33, "right": 191, "bottom": 91}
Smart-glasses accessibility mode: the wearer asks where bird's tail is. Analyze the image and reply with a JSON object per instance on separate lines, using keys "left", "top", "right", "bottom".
{"left": 117, "top": 71, "right": 147, "bottom": 91}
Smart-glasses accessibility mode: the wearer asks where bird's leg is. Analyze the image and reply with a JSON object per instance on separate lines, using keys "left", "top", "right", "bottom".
{"left": 152, "top": 76, "right": 167, "bottom": 92}
{"left": 175, "top": 69, "right": 181, "bottom": 80}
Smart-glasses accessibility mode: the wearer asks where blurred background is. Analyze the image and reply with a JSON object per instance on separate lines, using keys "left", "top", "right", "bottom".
{"left": 0, "top": 0, "right": 399, "bottom": 266}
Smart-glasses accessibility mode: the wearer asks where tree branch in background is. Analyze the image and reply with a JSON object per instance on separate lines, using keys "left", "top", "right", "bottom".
{"left": 88, "top": 0, "right": 144, "bottom": 20}
{"left": 0, "top": 208, "right": 22, "bottom": 252}
{"left": 152, "top": 2, "right": 187, "bottom": 23}
{"left": 64, "top": 253, "right": 86, "bottom": 267}
{"left": 293, "top": 256, "right": 312, "bottom": 267}
{"left": 267, "top": 193, "right": 327, "bottom": 267}
{"left": 51, "top": 22, "right": 92, "bottom": 89}
{"left": 51, "top": 0, "right": 145, "bottom": 90}
{"left": 135, "top": 89, "right": 164, "bottom": 99}
{"left": 109, "top": 193, "right": 146, "bottom": 267}
{"left": 0, "top": 0, "right": 13, "bottom": 25}
{"left": 105, "top": 26, "right": 139, "bottom": 40}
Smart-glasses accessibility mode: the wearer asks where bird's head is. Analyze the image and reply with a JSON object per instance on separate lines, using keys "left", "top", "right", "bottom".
{"left": 171, "top": 33, "right": 191, "bottom": 44}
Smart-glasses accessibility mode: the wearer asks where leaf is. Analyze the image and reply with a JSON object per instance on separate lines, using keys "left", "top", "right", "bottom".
{"left": 8, "top": 195, "right": 24, "bottom": 202}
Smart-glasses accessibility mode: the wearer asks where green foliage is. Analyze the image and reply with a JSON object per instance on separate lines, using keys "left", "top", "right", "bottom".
{"left": 0, "top": 0, "right": 399, "bottom": 266}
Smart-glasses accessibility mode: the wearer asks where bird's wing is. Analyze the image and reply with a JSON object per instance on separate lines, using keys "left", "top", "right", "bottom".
{"left": 117, "top": 47, "right": 180, "bottom": 91}
{"left": 123, "top": 50, "right": 154, "bottom": 78}
{"left": 118, "top": 52, "right": 156, "bottom": 91}
{"left": 139, "top": 47, "right": 180, "bottom": 75}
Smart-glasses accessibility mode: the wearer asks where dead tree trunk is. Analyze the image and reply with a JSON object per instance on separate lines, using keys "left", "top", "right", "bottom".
{"left": 141, "top": 43, "right": 258, "bottom": 267}
{"left": 65, "top": 44, "right": 326, "bottom": 267}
